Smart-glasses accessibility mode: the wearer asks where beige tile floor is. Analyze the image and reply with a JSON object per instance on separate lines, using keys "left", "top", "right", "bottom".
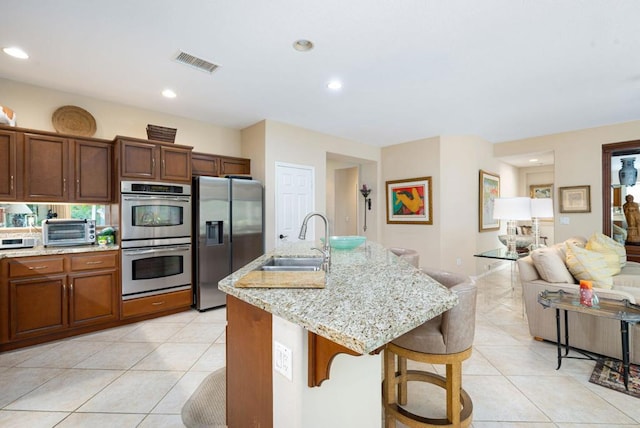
{"left": 0, "top": 266, "right": 639, "bottom": 427}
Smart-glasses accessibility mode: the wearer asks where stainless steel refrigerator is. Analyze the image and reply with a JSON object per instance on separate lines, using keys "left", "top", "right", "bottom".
{"left": 193, "top": 176, "right": 264, "bottom": 310}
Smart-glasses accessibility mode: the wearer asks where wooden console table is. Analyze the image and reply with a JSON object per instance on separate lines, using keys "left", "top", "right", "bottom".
{"left": 538, "top": 289, "right": 640, "bottom": 390}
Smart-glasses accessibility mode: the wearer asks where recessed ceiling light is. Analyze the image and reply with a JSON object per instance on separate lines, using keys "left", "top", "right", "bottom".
{"left": 293, "top": 39, "right": 314, "bottom": 52}
{"left": 3, "top": 47, "right": 29, "bottom": 59}
{"left": 529, "top": 158, "right": 539, "bottom": 163}
{"left": 162, "top": 89, "right": 177, "bottom": 99}
{"left": 327, "top": 80, "right": 342, "bottom": 90}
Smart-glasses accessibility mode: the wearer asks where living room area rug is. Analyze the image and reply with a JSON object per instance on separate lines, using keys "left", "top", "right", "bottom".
{"left": 589, "top": 358, "right": 640, "bottom": 399}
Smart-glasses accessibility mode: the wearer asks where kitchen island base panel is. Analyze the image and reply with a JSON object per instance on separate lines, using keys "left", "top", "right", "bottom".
{"left": 227, "top": 295, "right": 382, "bottom": 428}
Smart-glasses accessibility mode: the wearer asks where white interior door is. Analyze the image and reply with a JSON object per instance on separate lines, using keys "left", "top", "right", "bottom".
{"left": 275, "top": 162, "right": 314, "bottom": 247}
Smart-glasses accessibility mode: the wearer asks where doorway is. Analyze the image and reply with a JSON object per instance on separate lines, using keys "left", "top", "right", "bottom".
{"left": 332, "top": 167, "right": 358, "bottom": 236}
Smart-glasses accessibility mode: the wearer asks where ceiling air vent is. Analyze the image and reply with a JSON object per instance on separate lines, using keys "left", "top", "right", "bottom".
{"left": 174, "top": 51, "right": 219, "bottom": 74}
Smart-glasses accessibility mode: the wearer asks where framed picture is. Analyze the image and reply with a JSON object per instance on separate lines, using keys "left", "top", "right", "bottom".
{"left": 385, "top": 176, "right": 432, "bottom": 224}
{"left": 530, "top": 184, "right": 553, "bottom": 199}
{"left": 559, "top": 185, "right": 591, "bottom": 213}
{"left": 479, "top": 170, "right": 500, "bottom": 231}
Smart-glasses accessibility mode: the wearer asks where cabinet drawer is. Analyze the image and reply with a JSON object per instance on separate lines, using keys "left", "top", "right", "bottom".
{"left": 70, "top": 252, "right": 117, "bottom": 271}
{"left": 8, "top": 257, "right": 65, "bottom": 278}
{"left": 122, "top": 289, "right": 192, "bottom": 318}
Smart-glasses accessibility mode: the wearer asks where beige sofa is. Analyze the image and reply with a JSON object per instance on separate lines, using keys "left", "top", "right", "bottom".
{"left": 517, "top": 236, "right": 640, "bottom": 364}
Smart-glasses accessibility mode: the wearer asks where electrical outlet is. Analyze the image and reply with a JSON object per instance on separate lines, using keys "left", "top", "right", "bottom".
{"left": 273, "top": 341, "right": 292, "bottom": 381}
{"left": 456, "top": 257, "right": 462, "bottom": 266}
{"left": 560, "top": 216, "right": 570, "bottom": 225}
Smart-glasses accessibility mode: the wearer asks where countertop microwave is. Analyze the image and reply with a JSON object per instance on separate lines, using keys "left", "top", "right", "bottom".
{"left": 42, "top": 219, "right": 96, "bottom": 247}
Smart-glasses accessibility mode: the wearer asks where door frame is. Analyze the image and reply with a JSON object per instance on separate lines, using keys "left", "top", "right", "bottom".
{"left": 275, "top": 162, "right": 315, "bottom": 248}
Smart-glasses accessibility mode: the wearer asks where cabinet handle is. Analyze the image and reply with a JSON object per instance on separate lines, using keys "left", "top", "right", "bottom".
{"left": 85, "top": 261, "right": 104, "bottom": 265}
{"left": 10, "top": 175, "right": 13, "bottom": 191}
{"left": 162, "top": 158, "right": 166, "bottom": 173}
{"left": 76, "top": 179, "right": 80, "bottom": 195}
{"left": 151, "top": 301, "right": 166, "bottom": 306}
{"left": 63, "top": 178, "right": 66, "bottom": 193}
{"left": 28, "top": 265, "right": 48, "bottom": 270}
{"left": 152, "top": 157, "right": 155, "bottom": 174}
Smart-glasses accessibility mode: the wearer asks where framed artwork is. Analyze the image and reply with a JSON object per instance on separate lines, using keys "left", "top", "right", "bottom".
{"left": 479, "top": 170, "right": 500, "bottom": 231}
{"left": 530, "top": 184, "right": 553, "bottom": 199}
{"left": 385, "top": 176, "right": 432, "bottom": 225}
{"left": 559, "top": 185, "right": 591, "bottom": 213}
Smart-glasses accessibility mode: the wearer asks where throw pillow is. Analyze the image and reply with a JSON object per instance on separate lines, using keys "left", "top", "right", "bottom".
{"left": 557, "top": 236, "right": 587, "bottom": 260}
{"left": 586, "top": 232, "right": 627, "bottom": 269}
{"left": 530, "top": 247, "right": 575, "bottom": 283}
{"left": 565, "top": 243, "right": 615, "bottom": 289}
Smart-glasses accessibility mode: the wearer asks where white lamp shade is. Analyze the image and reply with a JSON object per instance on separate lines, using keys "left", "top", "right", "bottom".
{"left": 531, "top": 198, "right": 553, "bottom": 218}
{"left": 493, "top": 197, "right": 531, "bottom": 220}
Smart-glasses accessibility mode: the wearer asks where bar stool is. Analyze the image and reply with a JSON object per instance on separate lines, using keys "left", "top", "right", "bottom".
{"left": 389, "top": 247, "right": 420, "bottom": 268}
{"left": 383, "top": 268, "right": 477, "bottom": 427}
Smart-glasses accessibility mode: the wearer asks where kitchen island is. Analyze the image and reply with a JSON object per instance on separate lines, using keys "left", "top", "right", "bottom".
{"left": 218, "top": 241, "right": 458, "bottom": 428}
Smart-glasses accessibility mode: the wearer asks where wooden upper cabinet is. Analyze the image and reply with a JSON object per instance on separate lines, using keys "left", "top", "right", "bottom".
{"left": 74, "top": 139, "right": 113, "bottom": 202}
{"left": 119, "top": 137, "right": 192, "bottom": 183}
{"left": 161, "top": 146, "right": 191, "bottom": 182}
{"left": 0, "top": 129, "right": 18, "bottom": 200}
{"left": 23, "top": 133, "right": 69, "bottom": 202}
{"left": 220, "top": 156, "right": 251, "bottom": 176}
{"left": 191, "top": 151, "right": 251, "bottom": 177}
{"left": 120, "top": 139, "right": 157, "bottom": 180}
{"left": 192, "top": 152, "right": 220, "bottom": 176}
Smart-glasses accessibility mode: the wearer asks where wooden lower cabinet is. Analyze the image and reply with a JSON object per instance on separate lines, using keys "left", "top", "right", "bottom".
{"left": 69, "top": 270, "right": 118, "bottom": 327}
{"left": 0, "top": 250, "right": 120, "bottom": 349}
{"left": 9, "top": 274, "right": 68, "bottom": 340}
{"left": 122, "top": 289, "right": 192, "bottom": 319}
{"left": 1, "top": 250, "right": 195, "bottom": 352}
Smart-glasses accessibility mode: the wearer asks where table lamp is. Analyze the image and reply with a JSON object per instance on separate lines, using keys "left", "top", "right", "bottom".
{"left": 530, "top": 198, "right": 554, "bottom": 250}
{"left": 493, "top": 197, "right": 532, "bottom": 257}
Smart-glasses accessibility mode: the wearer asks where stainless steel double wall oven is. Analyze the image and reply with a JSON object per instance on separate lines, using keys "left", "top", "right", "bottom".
{"left": 120, "top": 181, "right": 192, "bottom": 300}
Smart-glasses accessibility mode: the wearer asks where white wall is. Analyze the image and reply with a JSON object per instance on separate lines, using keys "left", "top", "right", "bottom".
{"left": 0, "top": 78, "right": 242, "bottom": 155}
{"left": 242, "top": 120, "right": 381, "bottom": 251}
{"left": 381, "top": 136, "right": 442, "bottom": 269}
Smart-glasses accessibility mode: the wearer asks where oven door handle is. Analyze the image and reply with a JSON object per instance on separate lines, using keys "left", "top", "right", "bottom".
{"left": 123, "top": 196, "right": 191, "bottom": 203}
{"left": 123, "top": 245, "right": 191, "bottom": 255}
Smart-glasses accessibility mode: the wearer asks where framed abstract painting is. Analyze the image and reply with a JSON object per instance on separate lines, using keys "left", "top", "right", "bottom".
{"left": 479, "top": 170, "right": 500, "bottom": 231}
{"left": 385, "top": 177, "right": 433, "bottom": 225}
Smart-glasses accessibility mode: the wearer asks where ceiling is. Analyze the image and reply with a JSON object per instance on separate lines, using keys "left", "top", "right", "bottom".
{"left": 1, "top": 1, "right": 639, "bottom": 161}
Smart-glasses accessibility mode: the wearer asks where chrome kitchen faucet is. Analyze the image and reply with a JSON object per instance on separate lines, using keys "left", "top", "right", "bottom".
{"left": 298, "top": 212, "right": 331, "bottom": 272}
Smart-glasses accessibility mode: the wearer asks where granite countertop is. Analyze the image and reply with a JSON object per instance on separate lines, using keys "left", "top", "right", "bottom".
{"left": 218, "top": 241, "right": 459, "bottom": 354}
{"left": 0, "top": 244, "right": 120, "bottom": 259}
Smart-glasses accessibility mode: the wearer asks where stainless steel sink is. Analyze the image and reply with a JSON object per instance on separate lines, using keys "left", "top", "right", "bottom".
{"left": 255, "top": 257, "right": 324, "bottom": 272}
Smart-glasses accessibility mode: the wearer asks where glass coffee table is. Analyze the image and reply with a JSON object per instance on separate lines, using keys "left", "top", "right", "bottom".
{"left": 538, "top": 289, "right": 640, "bottom": 390}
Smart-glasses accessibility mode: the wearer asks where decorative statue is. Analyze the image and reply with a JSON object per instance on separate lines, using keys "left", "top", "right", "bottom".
{"left": 623, "top": 194, "right": 640, "bottom": 243}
